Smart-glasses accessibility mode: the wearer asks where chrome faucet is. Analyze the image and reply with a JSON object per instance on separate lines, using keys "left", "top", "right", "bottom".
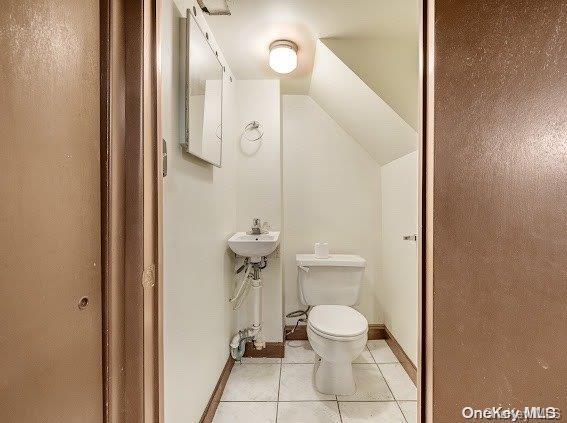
{"left": 251, "top": 218, "right": 262, "bottom": 235}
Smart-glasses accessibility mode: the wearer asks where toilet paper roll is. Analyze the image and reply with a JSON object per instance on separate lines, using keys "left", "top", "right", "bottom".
{"left": 314, "top": 242, "right": 330, "bottom": 259}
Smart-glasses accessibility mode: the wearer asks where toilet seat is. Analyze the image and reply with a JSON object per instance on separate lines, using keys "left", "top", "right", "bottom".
{"left": 308, "top": 305, "right": 368, "bottom": 341}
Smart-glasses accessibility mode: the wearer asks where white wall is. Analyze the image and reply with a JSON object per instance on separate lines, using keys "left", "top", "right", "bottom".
{"left": 234, "top": 80, "right": 283, "bottom": 342}
{"left": 162, "top": 1, "right": 237, "bottom": 421}
{"left": 309, "top": 40, "right": 417, "bottom": 166}
{"left": 162, "top": 4, "right": 418, "bottom": 418}
{"left": 323, "top": 37, "right": 419, "bottom": 130}
{"left": 380, "top": 151, "right": 419, "bottom": 365}
{"left": 282, "top": 95, "right": 381, "bottom": 324}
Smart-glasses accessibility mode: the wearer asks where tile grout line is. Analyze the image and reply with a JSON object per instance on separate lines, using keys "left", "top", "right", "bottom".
{"left": 286, "top": 342, "right": 342, "bottom": 421}
{"left": 397, "top": 400, "right": 410, "bottom": 423}
{"left": 235, "top": 343, "right": 407, "bottom": 422}
{"left": 275, "top": 360, "right": 282, "bottom": 422}
{"left": 337, "top": 399, "right": 343, "bottom": 423}
{"left": 282, "top": 360, "right": 396, "bottom": 367}
{"left": 381, "top": 387, "right": 409, "bottom": 423}
{"left": 345, "top": 343, "right": 394, "bottom": 422}
{"left": 372, "top": 341, "right": 417, "bottom": 422}
{"left": 220, "top": 399, "right": 410, "bottom": 403}
{"left": 334, "top": 392, "right": 339, "bottom": 422}
{"left": 372, "top": 344, "right": 409, "bottom": 423}
{"left": 368, "top": 341, "right": 400, "bottom": 365}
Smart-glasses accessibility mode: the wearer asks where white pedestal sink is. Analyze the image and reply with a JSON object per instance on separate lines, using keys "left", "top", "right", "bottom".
{"left": 228, "top": 231, "right": 280, "bottom": 262}
{"left": 227, "top": 230, "right": 280, "bottom": 355}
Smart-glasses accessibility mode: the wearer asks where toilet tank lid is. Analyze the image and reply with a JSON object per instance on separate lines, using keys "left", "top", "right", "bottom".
{"left": 296, "top": 254, "right": 366, "bottom": 267}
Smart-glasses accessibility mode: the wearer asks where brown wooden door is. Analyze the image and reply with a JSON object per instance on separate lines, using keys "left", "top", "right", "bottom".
{"left": 428, "top": 0, "right": 567, "bottom": 420}
{"left": 0, "top": 0, "right": 103, "bottom": 421}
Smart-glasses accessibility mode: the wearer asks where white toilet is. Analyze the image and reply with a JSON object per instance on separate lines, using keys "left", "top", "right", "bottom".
{"left": 296, "top": 253, "right": 368, "bottom": 395}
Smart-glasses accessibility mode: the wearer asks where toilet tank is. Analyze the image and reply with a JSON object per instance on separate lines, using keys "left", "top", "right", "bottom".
{"left": 296, "top": 254, "right": 366, "bottom": 306}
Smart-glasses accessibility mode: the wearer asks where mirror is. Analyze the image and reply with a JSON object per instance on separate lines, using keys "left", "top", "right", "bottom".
{"left": 180, "top": 9, "right": 223, "bottom": 167}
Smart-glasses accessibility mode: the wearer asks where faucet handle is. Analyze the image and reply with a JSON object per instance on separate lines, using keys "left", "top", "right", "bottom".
{"left": 252, "top": 218, "right": 261, "bottom": 228}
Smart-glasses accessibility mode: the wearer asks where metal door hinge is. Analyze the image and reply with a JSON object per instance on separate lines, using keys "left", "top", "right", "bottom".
{"left": 403, "top": 234, "right": 418, "bottom": 241}
{"left": 162, "top": 139, "right": 167, "bottom": 177}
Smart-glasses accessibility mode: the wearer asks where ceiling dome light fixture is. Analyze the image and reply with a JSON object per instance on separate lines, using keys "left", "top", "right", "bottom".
{"left": 269, "top": 40, "right": 298, "bottom": 74}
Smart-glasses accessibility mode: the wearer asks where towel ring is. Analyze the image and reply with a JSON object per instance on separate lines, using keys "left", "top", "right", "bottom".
{"left": 243, "top": 121, "right": 263, "bottom": 142}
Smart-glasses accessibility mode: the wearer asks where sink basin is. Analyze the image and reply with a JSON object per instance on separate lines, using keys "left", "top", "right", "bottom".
{"left": 228, "top": 231, "right": 280, "bottom": 260}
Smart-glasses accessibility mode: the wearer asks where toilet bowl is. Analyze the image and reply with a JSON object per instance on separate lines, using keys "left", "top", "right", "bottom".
{"left": 296, "top": 253, "right": 367, "bottom": 395}
{"left": 307, "top": 304, "right": 368, "bottom": 395}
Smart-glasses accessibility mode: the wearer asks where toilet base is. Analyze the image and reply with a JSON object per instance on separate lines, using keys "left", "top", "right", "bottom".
{"left": 313, "top": 354, "right": 356, "bottom": 396}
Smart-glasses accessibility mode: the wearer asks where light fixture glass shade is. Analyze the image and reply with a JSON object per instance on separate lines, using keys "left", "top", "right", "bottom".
{"left": 269, "top": 40, "right": 298, "bottom": 74}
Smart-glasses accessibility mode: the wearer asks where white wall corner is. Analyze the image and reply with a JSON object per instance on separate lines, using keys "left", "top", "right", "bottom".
{"left": 309, "top": 39, "right": 418, "bottom": 166}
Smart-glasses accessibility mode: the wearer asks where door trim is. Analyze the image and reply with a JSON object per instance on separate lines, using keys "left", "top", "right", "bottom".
{"left": 100, "top": 0, "right": 127, "bottom": 421}
{"left": 421, "top": 0, "right": 434, "bottom": 421}
{"left": 151, "top": 0, "right": 431, "bottom": 421}
{"left": 101, "top": 0, "right": 161, "bottom": 421}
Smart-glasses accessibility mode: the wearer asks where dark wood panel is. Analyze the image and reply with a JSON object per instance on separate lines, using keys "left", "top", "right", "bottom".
{"left": 284, "top": 325, "right": 308, "bottom": 340}
{"left": 124, "top": 0, "right": 146, "bottom": 419}
{"left": 0, "top": 0, "right": 102, "bottom": 420}
{"left": 101, "top": 0, "right": 128, "bottom": 421}
{"left": 243, "top": 342, "right": 285, "bottom": 358}
{"left": 431, "top": 0, "right": 567, "bottom": 420}
{"left": 367, "top": 324, "right": 387, "bottom": 340}
{"left": 285, "top": 324, "right": 387, "bottom": 341}
{"left": 200, "top": 357, "right": 234, "bottom": 423}
{"left": 384, "top": 328, "right": 417, "bottom": 385}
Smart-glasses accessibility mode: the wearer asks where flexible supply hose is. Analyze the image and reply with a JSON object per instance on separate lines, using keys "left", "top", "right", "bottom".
{"left": 232, "top": 279, "right": 251, "bottom": 310}
{"left": 229, "top": 264, "right": 252, "bottom": 304}
{"left": 285, "top": 306, "right": 311, "bottom": 336}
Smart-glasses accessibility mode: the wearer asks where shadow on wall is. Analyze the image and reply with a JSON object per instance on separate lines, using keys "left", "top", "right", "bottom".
{"left": 322, "top": 36, "right": 419, "bottom": 130}
{"left": 180, "top": 148, "right": 214, "bottom": 181}
{"left": 239, "top": 121, "right": 264, "bottom": 156}
{"left": 282, "top": 94, "right": 381, "bottom": 325}
{"left": 309, "top": 39, "right": 417, "bottom": 164}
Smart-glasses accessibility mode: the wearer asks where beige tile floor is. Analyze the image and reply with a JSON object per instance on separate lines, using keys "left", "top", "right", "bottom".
{"left": 214, "top": 340, "right": 417, "bottom": 422}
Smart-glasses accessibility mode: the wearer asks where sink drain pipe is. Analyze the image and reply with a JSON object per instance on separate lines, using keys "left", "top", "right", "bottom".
{"left": 229, "top": 258, "right": 267, "bottom": 360}
{"left": 230, "top": 329, "right": 255, "bottom": 361}
{"left": 250, "top": 264, "right": 265, "bottom": 350}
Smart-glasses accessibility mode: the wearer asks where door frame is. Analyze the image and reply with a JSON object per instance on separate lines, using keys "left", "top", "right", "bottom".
{"left": 420, "top": 0, "right": 434, "bottom": 421}
{"left": 100, "top": 0, "right": 161, "bottom": 421}
{"left": 149, "top": 1, "right": 433, "bottom": 423}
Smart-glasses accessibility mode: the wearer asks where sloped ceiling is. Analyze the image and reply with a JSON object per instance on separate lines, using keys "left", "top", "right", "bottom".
{"left": 204, "top": 0, "right": 418, "bottom": 96}
{"left": 309, "top": 40, "right": 417, "bottom": 165}
{"left": 323, "top": 37, "right": 419, "bottom": 130}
